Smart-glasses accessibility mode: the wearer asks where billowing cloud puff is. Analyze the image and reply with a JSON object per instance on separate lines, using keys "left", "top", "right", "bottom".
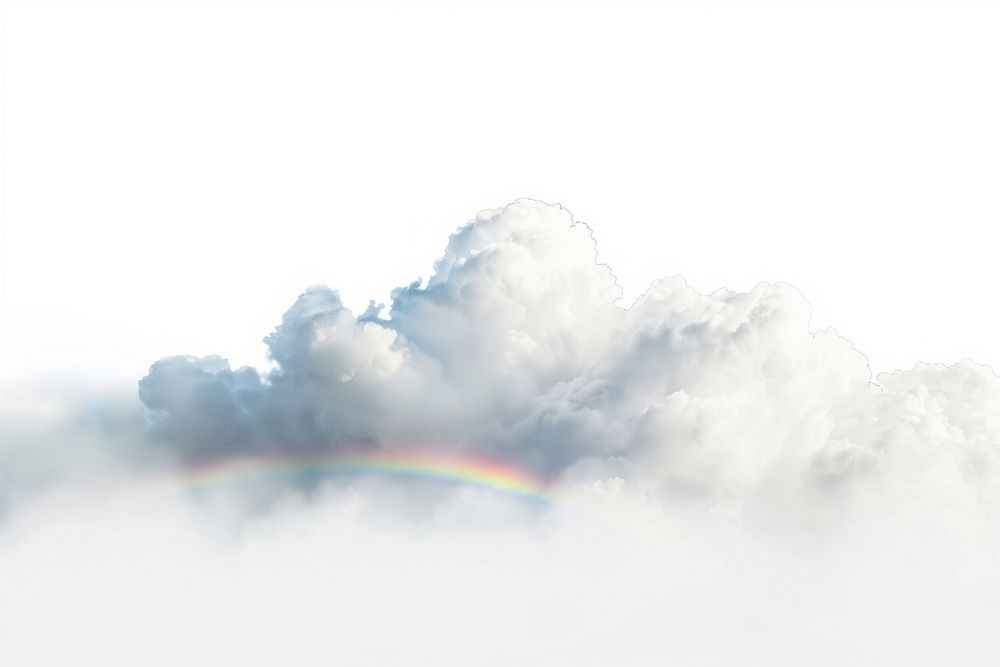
{"left": 4, "top": 199, "right": 1000, "bottom": 667}
{"left": 138, "top": 199, "right": 1000, "bottom": 517}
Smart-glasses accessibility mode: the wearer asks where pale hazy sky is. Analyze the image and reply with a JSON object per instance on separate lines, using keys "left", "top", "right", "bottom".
{"left": 2, "top": 4, "right": 998, "bottom": 386}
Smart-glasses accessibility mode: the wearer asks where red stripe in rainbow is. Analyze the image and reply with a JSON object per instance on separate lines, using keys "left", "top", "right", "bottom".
{"left": 185, "top": 449, "right": 551, "bottom": 502}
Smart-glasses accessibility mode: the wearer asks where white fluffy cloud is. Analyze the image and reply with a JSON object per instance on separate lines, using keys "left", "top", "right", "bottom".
{"left": 135, "top": 199, "right": 1000, "bottom": 521}
{"left": 4, "top": 199, "right": 1000, "bottom": 666}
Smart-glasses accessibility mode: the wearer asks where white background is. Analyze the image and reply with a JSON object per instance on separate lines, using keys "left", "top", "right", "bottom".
{"left": 2, "top": 3, "right": 998, "bottom": 385}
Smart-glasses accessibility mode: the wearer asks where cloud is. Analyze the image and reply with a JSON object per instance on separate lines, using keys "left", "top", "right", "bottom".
{"left": 0, "top": 380, "right": 155, "bottom": 521}
{"left": 2, "top": 482, "right": 998, "bottom": 667}
{"left": 3, "top": 199, "right": 1000, "bottom": 666}
{"left": 135, "top": 199, "right": 1000, "bottom": 521}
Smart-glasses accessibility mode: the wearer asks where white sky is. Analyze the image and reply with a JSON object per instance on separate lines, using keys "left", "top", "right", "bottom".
{"left": 2, "top": 4, "right": 998, "bottom": 385}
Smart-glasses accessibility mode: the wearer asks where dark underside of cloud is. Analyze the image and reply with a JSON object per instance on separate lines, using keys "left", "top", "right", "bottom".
{"left": 134, "top": 199, "right": 1000, "bottom": 518}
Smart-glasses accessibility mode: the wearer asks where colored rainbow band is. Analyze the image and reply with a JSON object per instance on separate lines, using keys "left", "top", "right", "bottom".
{"left": 185, "top": 449, "right": 551, "bottom": 503}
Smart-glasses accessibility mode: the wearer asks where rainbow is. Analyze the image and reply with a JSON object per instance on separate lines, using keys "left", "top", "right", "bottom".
{"left": 183, "top": 448, "right": 552, "bottom": 503}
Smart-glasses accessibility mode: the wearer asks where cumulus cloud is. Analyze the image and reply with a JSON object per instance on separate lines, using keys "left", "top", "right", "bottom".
{"left": 135, "top": 199, "right": 1000, "bottom": 522}
{"left": 4, "top": 199, "right": 1000, "bottom": 666}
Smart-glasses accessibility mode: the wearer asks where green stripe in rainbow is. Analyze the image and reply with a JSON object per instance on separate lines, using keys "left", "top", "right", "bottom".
{"left": 184, "top": 449, "right": 551, "bottom": 503}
